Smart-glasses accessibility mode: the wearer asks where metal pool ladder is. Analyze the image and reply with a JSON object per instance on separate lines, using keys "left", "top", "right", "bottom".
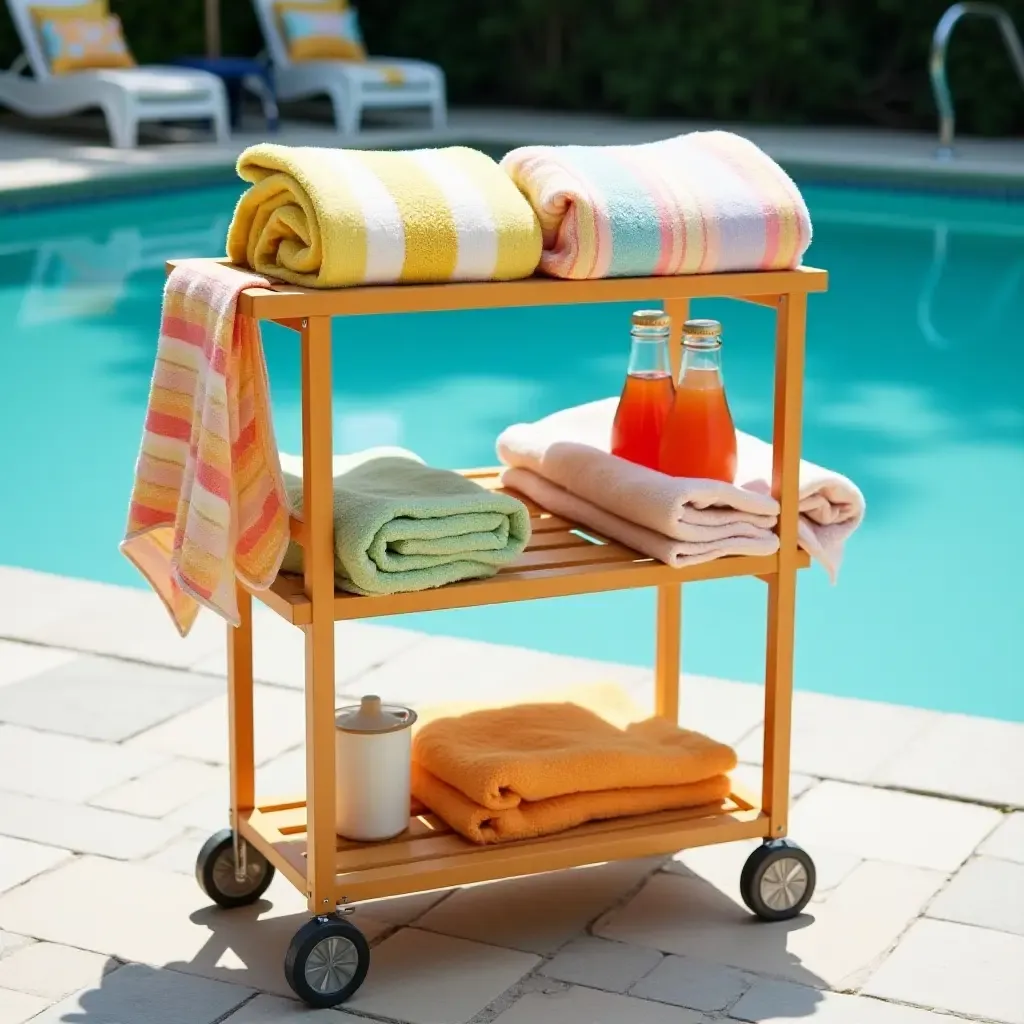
{"left": 930, "top": 2, "right": 1024, "bottom": 157}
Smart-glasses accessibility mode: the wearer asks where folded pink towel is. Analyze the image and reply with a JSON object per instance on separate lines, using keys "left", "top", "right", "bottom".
{"left": 503, "top": 466, "right": 780, "bottom": 569}
{"left": 497, "top": 398, "right": 864, "bottom": 581}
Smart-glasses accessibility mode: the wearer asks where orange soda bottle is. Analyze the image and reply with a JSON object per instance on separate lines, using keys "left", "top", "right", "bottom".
{"left": 658, "top": 318, "right": 738, "bottom": 483}
{"left": 611, "top": 310, "right": 675, "bottom": 470}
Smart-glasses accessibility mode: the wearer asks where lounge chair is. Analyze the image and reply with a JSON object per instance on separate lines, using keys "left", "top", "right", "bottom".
{"left": 252, "top": 0, "right": 446, "bottom": 133}
{"left": 0, "top": 0, "right": 229, "bottom": 148}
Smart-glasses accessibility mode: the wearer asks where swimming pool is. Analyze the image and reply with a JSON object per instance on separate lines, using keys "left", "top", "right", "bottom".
{"left": 1, "top": 180, "right": 1022, "bottom": 721}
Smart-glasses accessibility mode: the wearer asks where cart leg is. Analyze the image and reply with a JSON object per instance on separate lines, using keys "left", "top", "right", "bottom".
{"left": 301, "top": 315, "right": 339, "bottom": 915}
{"left": 654, "top": 586, "right": 681, "bottom": 721}
{"left": 227, "top": 583, "right": 255, "bottom": 877}
{"left": 654, "top": 296, "right": 689, "bottom": 722}
{"left": 762, "top": 293, "right": 806, "bottom": 838}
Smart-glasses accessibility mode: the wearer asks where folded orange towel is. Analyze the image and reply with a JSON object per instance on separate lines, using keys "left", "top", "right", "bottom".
{"left": 411, "top": 684, "right": 737, "bottom": 810}
{"left": 120, "top": 261, "right": 290, "bottom": 635}
{"left": 412, "top": 762, "right": 731, "bottom": 844}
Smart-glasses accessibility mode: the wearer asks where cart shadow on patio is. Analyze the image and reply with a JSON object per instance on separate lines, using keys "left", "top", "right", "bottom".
{"left": 51, "top": 862, "right": 828, "bottom": 1021}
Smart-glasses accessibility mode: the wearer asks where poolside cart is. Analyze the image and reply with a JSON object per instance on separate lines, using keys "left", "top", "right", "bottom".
{"left": 175, "top": 260, "right": 828, "bottom": 1008}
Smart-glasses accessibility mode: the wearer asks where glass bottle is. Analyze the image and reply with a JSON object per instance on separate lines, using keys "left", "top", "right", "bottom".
{"left": 658, "top": 318, "right": 737, "bottom": 483}
{"left": 611, "top": 309, "right": 675, "bottom": 470}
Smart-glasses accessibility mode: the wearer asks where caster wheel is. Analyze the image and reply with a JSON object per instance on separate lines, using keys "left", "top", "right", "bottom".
{"left": 285, "top": 915, "right": 370, "bottom": 1008}
{"left": 740, "top": 839, "right": 816, "bottom": 921}
{"left": 195, "top": 829, "right": 275, "bottom": 909}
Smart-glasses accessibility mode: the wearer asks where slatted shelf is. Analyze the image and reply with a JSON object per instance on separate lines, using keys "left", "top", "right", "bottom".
{"left": 239, "top": 786, "right": 768, "bottom": 903}
{"left": 251, "top": 468, "right": 809, "bottom": 625}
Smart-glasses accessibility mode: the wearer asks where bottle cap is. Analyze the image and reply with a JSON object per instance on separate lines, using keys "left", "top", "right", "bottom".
{"left": 631, "top": 309, "right": 670, "bottom": 329}
{"left": 682, "top": 318, "right": 723, "bottom": 337}
{"left": 335, "top": 695, "right": 417, "bottom": 734}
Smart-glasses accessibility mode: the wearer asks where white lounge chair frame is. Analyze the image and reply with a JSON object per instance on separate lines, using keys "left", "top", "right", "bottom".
{"left": 0, "top": 0, "right": 229, "bottom": 148}
{"left": 252, "top": 0, "right": 446, "bottom": 133}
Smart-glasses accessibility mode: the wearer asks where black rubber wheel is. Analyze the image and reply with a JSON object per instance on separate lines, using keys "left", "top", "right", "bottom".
{"left": 740, "top": 839, "right": 816, "bottom": 921}
{"left": 195, "top": 829, "right": 275, "bottom": 909}
{"left": 285, "top": 915, "right": 370, "bottom": 1008}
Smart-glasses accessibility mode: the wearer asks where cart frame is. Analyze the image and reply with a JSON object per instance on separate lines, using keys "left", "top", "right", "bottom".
{"left": 172, "top": 260, "right": 826, "bottom": 922}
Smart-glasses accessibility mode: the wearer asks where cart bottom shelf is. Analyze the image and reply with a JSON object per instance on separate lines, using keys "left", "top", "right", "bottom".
{"left": 239, "top": 787, "right": 770, "bottom": 903}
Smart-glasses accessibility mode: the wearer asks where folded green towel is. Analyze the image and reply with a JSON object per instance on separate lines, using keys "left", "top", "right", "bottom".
{"left": 279, "top": 448, "right": 531, "bottom": 596}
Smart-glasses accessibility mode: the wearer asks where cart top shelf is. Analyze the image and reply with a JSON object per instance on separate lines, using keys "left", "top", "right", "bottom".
{"left": 166, "top": 260, "right": 827, "bottom": 320}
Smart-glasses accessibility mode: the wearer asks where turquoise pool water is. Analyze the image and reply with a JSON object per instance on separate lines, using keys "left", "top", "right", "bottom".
{"left": 1, "top": 182, "right": 1022, "bottom": 721}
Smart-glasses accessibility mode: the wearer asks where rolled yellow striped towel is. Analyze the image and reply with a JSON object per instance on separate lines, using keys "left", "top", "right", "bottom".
{"left": 226, "top": 143, "right": 543, "bottom": 288}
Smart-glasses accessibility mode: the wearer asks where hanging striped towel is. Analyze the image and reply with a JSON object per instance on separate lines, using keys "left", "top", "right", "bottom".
{"left": 500, "top": 131, "right": 812, "bottom": 280}
{"left": 121, "top": 261, "right": 291, "bottom": 636}
{"left": 226, "top": 143, "right": 543, "bottom": 288}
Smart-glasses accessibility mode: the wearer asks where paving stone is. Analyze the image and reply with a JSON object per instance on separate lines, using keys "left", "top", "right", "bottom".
{"left": 737, "top": 690, "right": 938, "bottom": 783}
{"left": 222, "top": 992, "right": 350, "bottom": 1021}
{"left": 0, "top": 656, "right": 223, "bottom": 741}
{"left": 359, "top": 888, "right": 453, "bottom": 927}
{"left": 927, "top": 855, "right": 1024, "bottom": 935}
{"left": 0, "top": 791, "right": 182, "bottom": 859}
{"left": 729, "top": 980, "right": 954, "bottom": 1022}
{"left": 33, "top": 961, "right": 252, "bottom": 1024}
{"left": 0, "top": 856, "right": 322, "bottom": 997}
{"left": 90, "top": 759, "right": 225, "bottom": 817}
{"left": 167, "top": 789, "right": 235, "bottom": 833}
{"left": 0, "top": 941, "right": 115, "bottom": 999}
{"left": 346, "top": 927, "right": 539, "bottom": 1024}
{"left": 0, "top": 567, "right": 105, "bottom": 642}
{"left": 128, "top": 685, "right": 305, "bottom": 766}
{"left": 142, "top": 829, "right": 211, "bottom": 876}
{"left": 193, "top": 610, "right": 425, "bottom": 690}
{"left": 0, "top": 723, "right": 167, "bottom": 802}
{"left": 0, "top": 987, "right": 49, "bottom": 1023}
{"left": 417, "top": 859, "right": 661, "bottom": 954}
{"left": 863, "top": 918, "right": 1024, "bottom": 1024}
{"left": 254, "top": 748, "right": 304, "bottom": 797}
{"left": 0, "top": 932, "right": 36, "bottom": 961}
{"left": 0, "top": 835, "right": 70, "bottom": 894}
{"left": 0, "top": 639, "right": 76, "bottom": 690}
{"left": 631, "top": 954, "right": 751, "bottom": 1012}
{"left": 22, "top": 582, "right": 226, "bottom": 670}
{"left": 493, "top": 985, "right": 710, "bottom": 1024}
{"left": 790, "top": 780, "right": 1001, "bottom": 871}
{"left": 539, "top": 936, "right": 663, "bottom": 993}
{"left": 353, "top": 634, "right": 650, "bottom": 709}
{"left": 979, "top": 812, "right": 1024, "bottom": 862}
{"left": 871, "top": 713, "right": 1024, "bottom": 808}
{"left": 596, "top": 859, "right": 944, "bottom": 990}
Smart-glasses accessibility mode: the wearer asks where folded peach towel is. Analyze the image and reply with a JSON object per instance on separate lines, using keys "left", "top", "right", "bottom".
{"left": 412, "top": 763, "right": 731, "bottom": 844}
{"left": 503, "top": 466, "right": 780, "bottom": 568}
{"left": 410, "top": 683, "right": 736, "bottom": 843}
{"left": 497, "top": 398, "right": 864, "bottom": 581}
{"left": 121, "top": 261, "right": 291, "bottom": 635}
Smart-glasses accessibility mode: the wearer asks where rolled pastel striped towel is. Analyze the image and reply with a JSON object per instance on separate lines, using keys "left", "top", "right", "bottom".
{"left": 500, "top": 131, "right": 812, "bottom": 280}
{"left": 121, "top": 261, "right": 291, "bottom": 635}
{"left": 226, "top": 143, "right": 542, "bottom": 288}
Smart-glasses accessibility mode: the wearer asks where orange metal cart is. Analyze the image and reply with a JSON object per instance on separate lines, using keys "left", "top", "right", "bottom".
{"left": 179, "top": 261, "right": 828, "bottom": 1007}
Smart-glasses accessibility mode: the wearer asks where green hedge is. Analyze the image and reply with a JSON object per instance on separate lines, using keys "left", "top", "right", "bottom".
{"left": 2, "top": 1, "right": 1022, "bottom": 136}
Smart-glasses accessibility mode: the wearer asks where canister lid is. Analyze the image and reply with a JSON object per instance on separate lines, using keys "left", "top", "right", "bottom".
{"left": 335, "top": 695, "right": 417, "bottom": 734}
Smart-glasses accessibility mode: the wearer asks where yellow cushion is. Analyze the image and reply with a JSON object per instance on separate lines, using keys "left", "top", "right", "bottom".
{"left": 29, "top": 1, "right": 108, "bottom": 25}
{"left": 274, "top": 0, "right": 347, "bottom": 13}
{"left": 37, "top": 13, "right": 136, "bottom": 74}
{"left": 276, "top": 3, "right": 367, "bottom": 63}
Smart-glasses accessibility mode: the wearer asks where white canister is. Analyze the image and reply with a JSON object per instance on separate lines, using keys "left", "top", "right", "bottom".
{"left": 335, "top": 695, "right": 417, "bottom": 842}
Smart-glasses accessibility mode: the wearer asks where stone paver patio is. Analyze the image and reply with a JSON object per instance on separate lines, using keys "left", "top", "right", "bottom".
{"left": 0, "top": 565, "right": 1022, "bottom": 1024}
